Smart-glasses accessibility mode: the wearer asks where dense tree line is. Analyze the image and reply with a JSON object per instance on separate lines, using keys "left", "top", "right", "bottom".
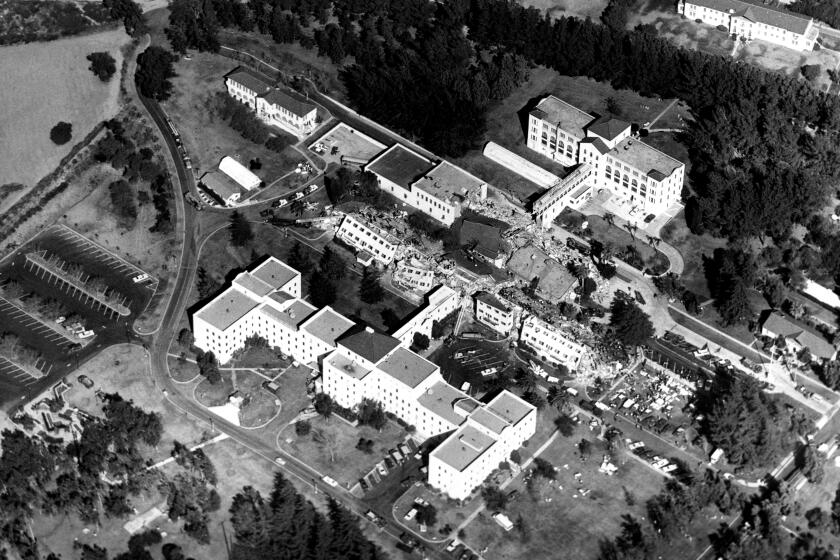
{"left": 135, "top": 46, "right": 178, "bottom": 101}
{"left": 229, "top": 473, "right": 386, "bottom": 560}
{"left": 789, "top": 0, "right": 840, "bottom": 29}
{"left": 103, "top": 0, "right": 146, "bottom": 36}
{"left": 214, "top": 92, "right": 271, "bottom": 144}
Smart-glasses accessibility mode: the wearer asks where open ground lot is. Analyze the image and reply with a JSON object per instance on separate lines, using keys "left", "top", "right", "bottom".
{"left": 0, "top": 226, "right": 157, "bottom": 408}
{"left": 0, "top": 28, "right": 130, "bottom": 200}
{"left": 162, "top": 51, "right": 306, "bottom": 187}
{"left": 516, "top": 0, "right": 608, "bottom": 20}
{"left": 452, "top": 67, "right": 678, "bottom": 203}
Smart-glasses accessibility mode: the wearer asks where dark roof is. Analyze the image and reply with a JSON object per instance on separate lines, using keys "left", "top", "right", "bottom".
{"left": 338, "top": 327, "right": 401, "bottom": 363}
{"left": 460, "top": 220, "right": 505, "bottom": 259}
{"left": 475, "top": 291, "right": 510, "bottom": 313}
{"left": 366, "top": 145, "right": 434, "bottom": 191}
{"left": 688, "top": 0, "right": 812, "bottom": 34}
{"left": 587, "top": 116, "right": 630, "bottom": 142}
{"left": 224, "top": 66, "right": 273, "bottom": 94}
{"left": 762, "top": 311, "right": 836, "bottom": 360}
{"left": 580, "top": 137, "right": 610, "bottom": 155}
{"left": 259, "top": 89, "right": 317, "bottom": 118}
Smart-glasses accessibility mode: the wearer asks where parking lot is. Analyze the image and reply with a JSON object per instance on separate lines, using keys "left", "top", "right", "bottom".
{"left": 309, "top": 122, "right": 387, "bottom": 167}
{"left": 0, "top": 225, "right": 156, "bottom": 409}
{"left": 430, "top": 338, "right": 516, "bottom": 396}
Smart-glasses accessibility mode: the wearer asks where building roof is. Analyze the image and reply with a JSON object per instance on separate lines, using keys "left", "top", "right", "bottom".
{"left": 486, "top": 391, "right": 535, "bottom": 427}
{"left": 338, "top": 327, "right": 401, "bottom": 363}
{"left": 416, "top": 382, "right": 471, "bottom": 426}
{"left": 251, "top": 258, "right": 299, "bottom": 290}
{"left": 269, "top": 291, "right": 295, "bottom": 306}
{"left": 482, "top": 142, "right": 560, "bottom": 190}
{"left": 460, "top": 220, "right": 506, "bottom": 260}
{"left": 687, "top": 0, "right": 812, "bottom": 34}
{"left": 232, "top": 272, "right": 274, "bottom": 297}
{"left": 301, "top": 307, "right": 356, "bottom": 347}
{"left": 224, "top": 66, "right": 273, "bottom": 94}
{"left": 531, "top": 95, "right": 595, "bottom": 139}
{"left": 475, "top": 291, "right": 510, "bottom": 313}
{"left": 610, "top": 137, "right": 683, "bottom": 180}
{"left": 587, "top": 116, "right": 630, "bottom": 142}
{"left": 259, "top": 89, "right": 317, "bottom": 118}
{"left": 219, "top": 156, "right": 261, "bottom": 190}
{"left": 198, "top": 172, "right": 242, "bottom": 203}
{"left": 377, "top": 347, "right": 438, "bottom": 388}
{"left": 195, "top": 286, "right": 260, "bottom": 331}
{"left": 326, "top": 351, "right": 372, "bottom": 381}
{"left": 506, "top": 245, "right": 577, "bottom": 301}
{"left": 432, "top": 424, "right": 497, "bottom": 472}
{"left": 412, "top": 160, "right": 485, "bottom": 203}
{"left": 259, "top": 299, "right": 317, "bottom": 330}
{"left": 580, "top": 137, "right": 611, "bottom": 155}
{"left": 762, "top": 311, "right": 836, "bottom": 360}
{"left": 469, "top": 407, "right": 508, "bottom": 435}
{"left": 365, "top": 144, "right": 434, "bottom": 191}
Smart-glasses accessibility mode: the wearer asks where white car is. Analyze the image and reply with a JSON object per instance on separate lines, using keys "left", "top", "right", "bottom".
{"left": 293, "top": 191, "right": 305, "bottom": 200}
{"left": 306, "top": 184, "right": 319, "bottom": 193}
{"left": 445, "top": 540, "right": 459, "bottom": 552}
{"left": 274, "top": 457, "right": 286, "bottom": 466}
{"left": 132, "top": 273, "right": 150, "bottom": 283}
{"left": 78, "top": 330, "right": 95, "bottom": 339}
{"left": 403, "top": 508, "right": 417, "bottom": 521}
{"left": 322, "top": 475, "right": 338, "bottom": 487}
{"left": 55, "top": 316, "right": 66, "bottom": 324}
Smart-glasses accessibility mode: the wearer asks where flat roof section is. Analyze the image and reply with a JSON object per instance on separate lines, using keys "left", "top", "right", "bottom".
{"left": 339, "top": 327, "right": 401, "bottom": 363}
{"left": 378, "top": 347, "right": 438, "bottom": 388}
{"left": 531, "top": 96, "right": 595, "bottom": 139}
{"left": 469, "top": 407, "right": 508, "bottom": 435}
{"left": 326, "top": 351, "right": 372, "bottom": 381}
{"left": 412, "top": 160, "right": 485, "bottom": 202}
{"left": 487, "top": 391, "right": 534, "bottom": 427}
{"left": 610, "top": 138, "right": 683, "bottom": 179}
{"left": 233, "top": 272, "right": 275, "bottom": 298}
{"left": 433, "top": 424, "right": 497, "bottom": 472}
{"left": 418, "top": 381, "right": 471, "bottom": 426}
{"left": 475, "top": 291, "right": 510, "bottom": 313}
{"left": 302, "top": 307, "right": 356, "bottom": 347}
{"left": 198, "top": 172, "right": 242, "bottom": 203}
{"left": 251, "top": 258, "right": 299, "bottom": 290}
{"left": 587, "top": 116, "right": 630, "bottom": 142}
{"left": 196, "top": 286, "right": 260, "bottom": 331}
{"left": 365, "top": 144, "right": 434, "bottom": 191}
{"left": 482, "top": 142, "right": 559, "bottom": 190}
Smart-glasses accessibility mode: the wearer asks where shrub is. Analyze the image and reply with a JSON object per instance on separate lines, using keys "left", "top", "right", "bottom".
{"left": 50, "top": 121, "right": 73, "bottom": 145}
{"left": 266, "top": 135, "right": 291, "bottom": 152}
{"left": 295, "top": 420, "right": 311, "bottom": 436}
{"left": 87, "top": 52, "right": 117, "bottom": 81}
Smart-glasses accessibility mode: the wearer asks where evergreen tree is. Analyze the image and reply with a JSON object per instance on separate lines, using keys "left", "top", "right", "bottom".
{"left": 318, "top": 247, "right": 345, "bottom": 281}
{"left": 228, "top": 211, "right": 254, "bottom": 247}
{"left": 286, "top": 242, "right": 313, "bottom": 274}
{"left": 359, "top": 266, "right": 384, "bottom": 304}
{"left": 609, "top": 297, "right": 653, "bottom": 348}
{"left": 135, "top": 47, "right": 178, "bottom": 101}
{"left": 309, "top": 272, "right": 336, "bottom": 307}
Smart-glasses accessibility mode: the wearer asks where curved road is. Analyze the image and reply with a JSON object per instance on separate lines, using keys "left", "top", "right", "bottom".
{"left": 135, "top": 85, "right": 441, "bottom": 557}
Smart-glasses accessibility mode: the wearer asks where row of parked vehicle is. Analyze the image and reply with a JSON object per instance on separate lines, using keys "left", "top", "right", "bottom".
{"left": 271, "top": 183, "right": 320, "bottom": 208}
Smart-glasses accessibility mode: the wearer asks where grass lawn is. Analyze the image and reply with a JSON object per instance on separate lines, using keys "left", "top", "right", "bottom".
{"left": 462, "top": 423, "right": 718, "bottom": 560}
{"left": 0, "top": 28, "right": 130, "bottom": 197}
{"left": 163, "top": 51, "right": 305, "bottom": 184}
{"left": 195, "top": 369, "right": 279, "bottom": 428}
{"left": 168, "top": 355, "right": 200, "bottom": 382}
{"left": 229, "top": 345, "right": 292, "bottom": 369}
{"left": 196, "top": 222, "right": 418, "bottom": 333}
{"left": 452, "top": 67, "right": 675, "bottom": 204}
{"left": 279, "top": 416, "right": 407, "bottom": 488}
{"left": 659, "top": 212, "right": 727, "bottom": 298}
{"left": 630, "top": 3, "right": 735, "bottom": 58}
{"left": 65, "top": 344, "right": 212, "bottom": 464}
{"left": 735, "top": 38, "right": 840, "bottom": 93}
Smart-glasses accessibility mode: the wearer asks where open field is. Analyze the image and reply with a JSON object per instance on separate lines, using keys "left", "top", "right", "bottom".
{"left": 163, "top": 51, "right": 305, "bottom": 186}
{"left": 0, "top": 28, "right": 130, "bottom": 201}
{"left": 452, "top": 67, "right": 677, "bottom": 204}
{"left": 516, "top": 0, "right": 609, "bottom": 20}
{"left": 629, "top": 0, "right": 736, "bottom": 58}
{"left": 195, "top": 369, "right": 280, "bottom": 427}
{"left": 734, "top": 38, "right": 840, "bottom": 92}
{"left": 660, "top": 212, "right": 727, "bottom": 298}
{"left": 279, "top": 415, "right": 407, "bottom": 488}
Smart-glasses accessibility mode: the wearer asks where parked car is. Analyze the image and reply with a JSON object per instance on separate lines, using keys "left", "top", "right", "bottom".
{"left": 322, "top": 475, "right": 338, "bottom": 487}
{"left": 293, "top": 191, "right": 305, "bottom": 200}
{"left": 77, "top": 375, "right": 94, "bottom": 389}
{"left": 445, "top": 540, "right": 459, "bottom": 553}
{"left": 78, "top": 330, "right": 95, "bottom": 339}
{"left": 272, "top": 198, "right": 288, "bottom": 208}
{"left": 634, "top": 290, "right": 646, "bottom": 305}
{"left": 644, "top": 213, "right": 656, "bottom": 223}
{"left": 274, "top": 457, "right": 286, "bottom": 466}
{"left": 404, "top": 508, "right": 417, "bottom": 521}
{"left": 132, "top": 273, "right": 150, "bottom": 283}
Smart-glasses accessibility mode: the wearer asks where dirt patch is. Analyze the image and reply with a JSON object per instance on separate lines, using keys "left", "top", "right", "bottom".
{"left": 0, "top": 28, "right": 130, "bottom": 196}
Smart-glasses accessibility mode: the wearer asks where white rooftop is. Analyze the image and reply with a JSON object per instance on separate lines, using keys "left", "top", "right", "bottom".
{"left": 219, "top": 156, "right": 261, "bottom": 191}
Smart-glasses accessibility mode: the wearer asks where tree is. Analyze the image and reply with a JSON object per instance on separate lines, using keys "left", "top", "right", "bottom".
{"left": 50, "top": 121, "right": 73, "bottom": 145}
{"left": 797, "top": 444, "right": 825, "bottom": 484}
{"left": 412, "top": 332, "right": 430, "bottom": 351}
{"left": 532, "top": 457, "right": 556, "bottom": 480}
{"left": 228, "top": 211, "right": 253, "bottom": 247}
{"left": 609, "top": 297, "right": 654, "bottom": 347}
{"left": 359, "top": 266, "right": 384, "bottom": 304}
{"left": 481, "top": 485, "right": 508, "bottom": 511}
{"left": 286, "top": 242, "right": 312, "bottom": 274}
{"left": 135, "top": 46, "right": 178, "bottom": 101}
{"left": 357, "top": 398, "right": 387, "bottom": 430}
{"left": 166, "top": 0, "right": 220, "bottom": 54}
{"left": 104, "top": 0, "right": 145, "bottom": 35}
{"left": 308, "top": 272, "right": 336, "bottom": 307}
{"left": 415, "top": 504, "right": 437, "bottom": 527}
{"left": 295, "top": 420, "right": 311, "bottom": 436}
{"left": 547, "top": 386, "right": 570, "bottom": 413}
{"left": 178, "top": 328, "right": 194, "bottom": 348}
{"left": 554, "top": 414, "right": 576, "bottom": 437}
{"left": 718, "top": 278, "right": 753, "bottom": 326}
{"left": 802, "top": 64, "right": 822, "bottom": 82}
{"left": 319, "top": 246, "right": 345, "bottom": 281}
{"left": 87, "top": 52, "right": 117, "bottom": 81}
{"left": 578, "top": 438, "right": 592, "bottom": 461}
{"left": 313, "top": 393, "right": 333, "bottom": 419}
{"left": 522, "top": 390, "right": 546, "bottom": 410}
{"left": 196, "top": 351, "right": 221, "bottom": 384}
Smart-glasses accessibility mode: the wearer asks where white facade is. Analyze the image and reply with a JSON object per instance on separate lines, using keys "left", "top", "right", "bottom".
{"left": 224, "top": 67, "right": 271, "bottom": 110}
{"left": 255, "top": 90, "right": 318, "bottom": 138}
{"left": 519, "top": 315, "right": 585, "bottom": 371}
{"left": 394, "top": 262, "right": 435, "bottom": 292}
{"left": 192, "top": 256, "right": 535, "bottom": 500}
{"left": 526, "top": 96, "right": 685, "bottom": 227}
{"left": 474, "top": 293, "right": 515, "bottom": 336}
{"left": 365, "top": 145, "right": 487, "bottom": 226}
{"left": 219, "top": 156, "right": 261, "bottom": 191}
{"left": 392, "top": 285, "right": 460, "bottom": 346}
{"left": 335, "top": 215, "right": 399, "bottom": 266}
{"left": 679, "top": 0, "right": 817, "bottom": 51}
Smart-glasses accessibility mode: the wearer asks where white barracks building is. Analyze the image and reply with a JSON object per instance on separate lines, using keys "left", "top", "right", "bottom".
{"left": 192, "top": 257, "right": 535, "bottom": 501}
{"left": 527, "top": 96, "right": 684, "bottom": 227}
{"left": 678, "top": 0, "right": 817, "bottom": 51}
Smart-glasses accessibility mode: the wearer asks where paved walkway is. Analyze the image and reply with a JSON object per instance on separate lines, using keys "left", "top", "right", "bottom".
{"left": 646, "top": 98, "right": 678, "bottom": 129}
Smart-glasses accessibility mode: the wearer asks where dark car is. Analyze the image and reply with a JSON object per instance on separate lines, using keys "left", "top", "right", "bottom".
{"left": 644, "top": 213, "right": 656, "bottom": 223}
{"left": 634, "top": 290, "right": 646, "bottom": 305}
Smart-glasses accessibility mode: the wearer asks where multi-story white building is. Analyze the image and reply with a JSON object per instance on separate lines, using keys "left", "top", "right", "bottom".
{"left": 394, "top": 262, "right": 435, "bottom": 292}
{"left": 224, "top": 66, "right": 318, "bottom": 138}
{"left": 519, "top": 315, "right": 586, "bottom": 371}
{"left": 192, "top": 256, "right": 535, "bottom": 501}
{"left": 474, "top": 292, "right": 515, "bottom": 336}
{"left": 255, "top": 89, "right": 318, "bottom": 138}
{"left": 224, "top": 67, "right": 272, "bottom": 109}
{"left": 335, "top": 215, "right": 399, "bottom": 266}
{"left": 392, "top": 285, "right": 460, "bottom": 347}
{"left": 365, "top": 145, "right": 487, "bottom": 226}
{"left": 678, "top": 0, "right": 817, "bottom": 51}
{"left": 526, "top": 96, "right": 685, "bottom": 227}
